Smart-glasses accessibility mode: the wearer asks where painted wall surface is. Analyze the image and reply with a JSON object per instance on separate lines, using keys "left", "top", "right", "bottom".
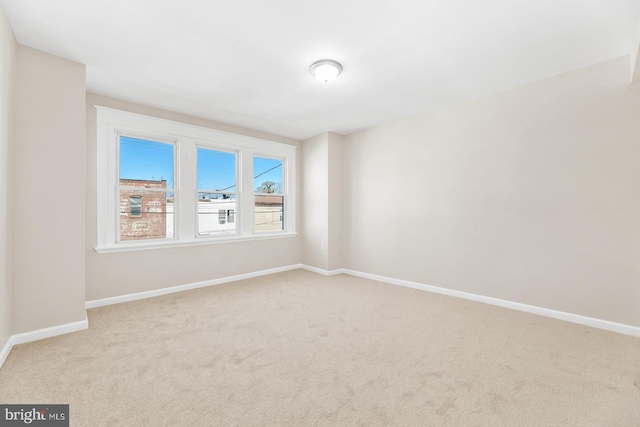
{"left": 301, "top": 132, "right": 343, "bottom": 272}
{"left": 344, "top": 56, "right": 640, "bottom": 327}
{"left": 12, "top": 46, "right": 86, "bottom": 333}
{"left": 302, "top": 133, "right": 329, "bottom": 270}
{"left": 631, "top": 17, "right": 640, "bottom": 83}
{"left": 0, "top": 4, "right": 15, "bottom": 347}
{"left": 327, "top": 133, "right": 344, "bottom": 272}
{"left": 86, "top": 93, "right": 302, "bottom": 301}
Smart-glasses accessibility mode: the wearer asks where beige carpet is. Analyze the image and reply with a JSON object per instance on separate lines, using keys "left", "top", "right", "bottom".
{"left": 1, "top": 269, "right": 639, "bottom": 426}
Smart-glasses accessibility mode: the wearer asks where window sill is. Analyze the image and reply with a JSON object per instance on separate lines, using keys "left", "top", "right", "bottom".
{"left": 95, "top": 232, "right": 298, "bottom": 254}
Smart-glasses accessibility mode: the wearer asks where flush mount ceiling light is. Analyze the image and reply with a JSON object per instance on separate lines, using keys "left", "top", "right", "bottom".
{"left": 310, "top": 59, "right": 342, "bottom": 83}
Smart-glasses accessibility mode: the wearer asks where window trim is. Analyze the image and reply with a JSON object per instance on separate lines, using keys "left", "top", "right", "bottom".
{"left": 96, "top": 106, "right": 297, "bottom": 253}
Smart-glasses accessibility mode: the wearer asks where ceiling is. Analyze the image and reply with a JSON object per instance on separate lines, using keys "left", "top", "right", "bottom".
{"left": 2, "top": 0, "right": 639, "bottom": 140}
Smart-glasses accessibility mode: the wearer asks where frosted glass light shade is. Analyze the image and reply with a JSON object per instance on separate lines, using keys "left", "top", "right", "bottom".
{"left": 310, "top": 59, "right": 342, "bottom": 83}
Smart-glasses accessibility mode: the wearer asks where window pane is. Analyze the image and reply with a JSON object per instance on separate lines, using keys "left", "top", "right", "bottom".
{"left": 197, "top": 148, "right": 236, "bottom": 192}
{"left": 120, "top": 136, "right": 174, "bottom": 190}
{"left": 255, "top": 194, "right": 283, "bottom": 232}
{"left": 120, "top": 189, "right": 174, "bottom": 240}
{"left": 129, "top": 196, "right": 142, "bottom": 217}
{"left": 198, "top": 193, "right": 237, "bottom": 235}
{"left": 254, "top": 157, "right": 283, "bottom": 194}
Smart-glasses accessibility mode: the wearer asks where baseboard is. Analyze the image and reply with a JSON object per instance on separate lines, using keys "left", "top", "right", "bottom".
{"left": 0, "top": 336, "right": 12, "bottom": 370}
{"left": 300, "top": 265, "right": 344, "bottom": 276}
{"left": 0, "top": 315, "right": 89, "bottom": 370}
{"left": 340, "top": 268, "right": 640, "bottom": 338}
{"left": 10, "top": 316, "right": 89, "bottom": 346}
{"left": 86, "top": 264, "right": 303, "bottom": 309}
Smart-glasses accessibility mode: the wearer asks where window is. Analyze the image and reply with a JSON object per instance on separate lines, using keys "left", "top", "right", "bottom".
{"left": 129, "top": 196, "right": 142, "bottom": 217}
{"left": 119, "top": 136, "right": 175, "bottom": 241}
{"left": 254, "top": 156, "right": 285, "bottom": 232}
{"left": 197, "top": 147, "right": 237, "bottom": 236}
{"left": 96, "top": 107, "right": 296, "bottom": 252}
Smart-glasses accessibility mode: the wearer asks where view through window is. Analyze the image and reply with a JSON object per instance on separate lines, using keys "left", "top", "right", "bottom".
{"left": 197, "top": 147, "right": 237, "bottom": 235}
{"left": 119, "top": 136, "right": 175, "bottom": 241}
{"left": 254, "top": 156, "right": 284, "bottom": 232}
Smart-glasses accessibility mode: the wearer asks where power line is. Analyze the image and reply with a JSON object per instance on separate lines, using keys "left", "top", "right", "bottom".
{"left": 253, "top": 163, "right": 282, "bottom": 180}
{"left": 216, "top": 184, "right": 236, "bottom": 191}
{"left": 215, "top": 163, "right": 282, "bottom": 192}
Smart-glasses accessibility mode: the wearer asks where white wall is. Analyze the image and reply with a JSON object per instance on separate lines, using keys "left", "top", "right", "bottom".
{"left": 12, "top": 46, "right": 87, "bottom": 333}
{"left": 85, "top": 93, "right": 303, "bottom": 301}
{"left": 344, "top": 56, "right": 640, "bottom": 327}
{"left": 302, "top": 132, "right": 344, "bottom": 272}
{"left": 302, "top": 133, "right": 329, "bottom": 270}
{"left": 327, "top": 133, "right": 343, "bottom": 271}
{"left": 0, "top": 4, "right": 15, "bottom": 348}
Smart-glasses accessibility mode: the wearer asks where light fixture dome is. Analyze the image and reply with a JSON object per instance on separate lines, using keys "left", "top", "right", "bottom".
{"left": 310, "top": 59, "right": 342, "bottom": 83}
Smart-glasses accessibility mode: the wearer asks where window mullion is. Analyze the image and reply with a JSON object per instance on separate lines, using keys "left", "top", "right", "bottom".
{"left": 178, "top": 139, "right": 196, "bottom": 241}
{"left": 239, "top": 149, "right": 254, "bottom": 237}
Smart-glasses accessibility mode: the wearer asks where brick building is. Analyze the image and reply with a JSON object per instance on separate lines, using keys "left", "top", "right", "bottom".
{"left": 119, "top": 179, "right": 169, "bottom": 240}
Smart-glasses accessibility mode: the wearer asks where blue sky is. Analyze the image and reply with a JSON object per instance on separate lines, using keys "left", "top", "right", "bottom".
{"left": 119, "top": 136, "right": 282, "bottom": 192}
{"left": 120, "top": 136, "right": 174, "bottom": 188}
{"left": 252, "top": 157, "right": 282, "bottom": 192}
{"left": 197, "top": 147, "right": 236, "bottom": 191}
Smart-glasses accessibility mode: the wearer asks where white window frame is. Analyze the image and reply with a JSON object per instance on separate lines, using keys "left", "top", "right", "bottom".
{"left": 96, "top": 106, "right": 297, "bottom": 253}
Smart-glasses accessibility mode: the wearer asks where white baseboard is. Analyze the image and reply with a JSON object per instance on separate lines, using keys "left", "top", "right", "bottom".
{"left": 339, "top": 268, "right": 640, "bottom": 338}
{"left": 0, "top": 336, "right": 12, "bottom": 370}
{"left": 0, "top": 315, "right": 89, "bottom": 370}
{"left": 300, "top": 264, "right": 344, "bottom": 276}
{"left": 86, "top": 264, "right": 303, "bottom": 309}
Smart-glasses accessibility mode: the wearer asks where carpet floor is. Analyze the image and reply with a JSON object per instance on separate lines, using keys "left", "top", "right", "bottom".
{"left": 1, "top": 269, "right": 639, "bottom": 426}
